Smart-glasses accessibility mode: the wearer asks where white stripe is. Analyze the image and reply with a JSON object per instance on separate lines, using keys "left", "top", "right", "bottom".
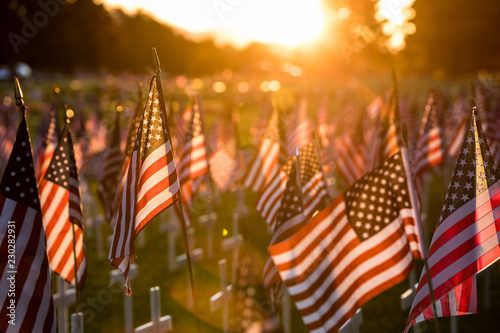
{"left": 256, "top": 140, "right": 279, "bottom": 189}
{"left": 448, "top": 287, "right": 458, "bottom": 316}
{"left": 426, "top": 199, "right": 500, "bottom": 270}
{"left": 40, "top": 182, "right": 67, "bottom": 231}
{"left": 10, "top": 221, "right": 47, "bottom": 329}
{"left": 59, "top": 230, "right": 84, "bottom": 285}
{"left": 136, "top": 180, "right": 180, "bottom": 228}
{"left": 31, "top": 268, "right": 56, "bottom": 333}
{"left": 271, "top": 201, "right": 346, "bottom": 267}
{"left": 114, "top": 152, "right": 137, "bottom": 258}
{"left": 431, "top": 179, "right": 500, "bottom": 242}
{"left": 137, "top": 152, "right": 178, "bottom": 205}
{"left": 308, "top": 252, "right": 413, "bottom": 331}
{"left": 139, "top": 143, "right": 172, "bottom": 181}
{"left": 0, "top": 198, "right": 15, "bottom": 245}
{"left": 293, "top": 218, "right": 406, "bottom": 306}
{"left": 412, "top": 224, "right": 500, "bottom": 307}
{"left": 0, "top": 203, "right": 37, "bottom": 306}
{"left": 434, "top": 297, "right": 443, "bottom": 317}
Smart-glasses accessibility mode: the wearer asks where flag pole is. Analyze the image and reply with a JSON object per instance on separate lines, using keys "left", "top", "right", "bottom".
{"left": 152, "top": 47, "right": 202, "bottom": 333}
{"left": 312, "top": 131, "right": 333, "bottom": 202}
{"left": 14, "top": 76, "right": 25, "bottom": 118}
{"left": 392, "top": 65, "right": 441, "bottom": 333}
{"left": 65, "top": 107, "right": 81, "bottom": 306}
{"left": 294, "top": 147, "right": 305, "bottom": 213}
{"left": 195, "top": 93, "right": 219, "bottom": 210}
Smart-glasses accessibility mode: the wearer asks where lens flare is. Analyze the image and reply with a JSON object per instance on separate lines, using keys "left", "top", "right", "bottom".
{"left": 375, "top": 0, "right": 416, "bottom": 53}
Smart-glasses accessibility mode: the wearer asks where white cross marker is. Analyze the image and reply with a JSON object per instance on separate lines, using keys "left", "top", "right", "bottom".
{"left": 110, "top": 264, "right": 139, "bottom": 333}
{"left": 210, "top": 259, "right": 232, "bottom": 333}
{"left": 53, "top": 276, "right": 76, "bottom": 333}
{"left": 134, "top": 287, "right": 172, "bottom": 333}
{"left": 70, "top": 312, "right": 84, "bottom": 333}
{"left": 338, "top": 308, "right": 363, "bottom": 333}
{"left": 198, "top": 212, "right": 217, "bottom": 259}
{"left": 221, "top": 214, "right": 244, "bottom": 283}
{"left": 80, "top": 178, "right": 97, "bottom": 238}
{"left": 232, "top": 184, "right": 249, "bottom": 218}
{"left": 161, "top": 209, "right": 203, "bottom": 272}
{"left": 89, "top": 214, "right": 105, "bottom": 259}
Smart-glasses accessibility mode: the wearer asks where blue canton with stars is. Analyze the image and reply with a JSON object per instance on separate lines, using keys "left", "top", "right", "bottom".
{"left": 44, "top": 125, "right": 78, "bottom": 189}
{"left": 344, "top": 151, "right": 412, "bottom": 241}
{"left": 275, "top": 165, "right": 303, "bottom": 226}
{"left": 134, "top": 76, "right": 169, "bottom": 160}
{"left": 0, "top": 114, "right": 40, "bottom": 210}
{"left": 438, "top": 110, "right": 500, "bottom": 225}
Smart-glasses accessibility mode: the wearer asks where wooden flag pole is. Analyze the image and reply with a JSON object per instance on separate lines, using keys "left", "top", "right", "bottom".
{"left": 152, "top": 47, "right": 202, "bottom": 333}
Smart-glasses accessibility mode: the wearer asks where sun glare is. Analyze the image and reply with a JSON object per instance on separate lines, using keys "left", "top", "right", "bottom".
{"left": 236, "top": 0, "right": 326, "bottom": 47}
{"left": 102, "top": 0, "right": 326, "bottom": 48}
{"left": 375, "top": 0, "right": 416, "bottom": 53}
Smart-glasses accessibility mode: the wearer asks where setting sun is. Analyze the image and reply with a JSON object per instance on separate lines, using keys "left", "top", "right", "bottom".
{"left": 102, "top": 0, "right": 326, "bottom": 47}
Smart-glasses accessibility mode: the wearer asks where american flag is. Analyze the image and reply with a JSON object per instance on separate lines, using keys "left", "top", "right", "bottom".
{"left": 366, "top": 92, "right": 404, "bottom": 171}
{"left": 366, "top": 96, "right": 384, "bottom": 120}
{"left": 0, "top": 109, "right": 16, "bottom": 178}
{"left": 209, "top": 141, "right": 240, "bottom": 192}
{"left": 405, "top": 110, "right": 500, "bottom": 332}
{"left": 269, "top": 149, "right": 424, "bottom": 333}
{"left": 109, "top": 75, "right": 181, "bottom": 294}
{"left": 263, "top": 155, "right": 306, "bottom": 309}
{"left": 244, "top": 108, "right": 287, "bottom": 193}
{"left": 98, "top": 110, "right": 123, "bottom": 225}
{"left": 177, "top": 99, "right": 208, "bottom": 225}
{"left": 0, "top": 111, "right": 56, "bottom": 332}
{"left": 34, "top": 107, "right": 58, "bottom": 182}
{"left": 316, "top": 95, "right": 331, "bottom": 148}
{"left": 333, "top": 134, "right": 367, "bottom": 187}
{"left": 249, "top": 100, "right": 273, "bottom": 147}
{"left": 474, "top": 84, "right": 500, "bottom": 163}
{"left": 173, "top": 106, "right": 193, "bottom": 153}
{"left": 71, "top": 111, "right": 91, "bottom": 171}
{"left": 413, "top": 91, "right": 445, "bottom": 195}
{"left": 178, "top": 100, "right": 208, "bottom": 185}
{"left": 39, "top": 125, "right": 86, "bottom": 288}
{"left": 85, "top": 112, "right": 107, "bottom": 156}
{"left": 256, "top": 142, "right": 329, "bottom": 230}
{"left": 445, "top": 95, "right": 469, "bottom": 159}
{"left": 286, "top": 98, "right": 312, "bottom": 155}
{"left": 110, "top": 91, "right": 143, "bottom": 230}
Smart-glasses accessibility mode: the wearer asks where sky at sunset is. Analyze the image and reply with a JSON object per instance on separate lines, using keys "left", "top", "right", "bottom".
{"left": 101, "top": 0, "right": 327, "bottom": 48}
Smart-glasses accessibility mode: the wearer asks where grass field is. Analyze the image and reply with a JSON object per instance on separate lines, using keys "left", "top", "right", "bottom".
{"left": 2, "top": 73, "right": 500, "bottom": 332}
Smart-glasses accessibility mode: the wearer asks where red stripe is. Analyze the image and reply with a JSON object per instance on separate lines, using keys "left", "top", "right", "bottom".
{"left": 428, "top": 191, "right": 500, "bottom": 257}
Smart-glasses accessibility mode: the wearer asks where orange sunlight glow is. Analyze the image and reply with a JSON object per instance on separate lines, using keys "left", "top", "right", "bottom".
{"left": 375, "top": 0, "right": 416, "bottom": 53}
{"left": 102, "top": 0, "right": 326, "bottom": 48}
{"left": 232, "top": 0, "right": 326, "bottom": 47}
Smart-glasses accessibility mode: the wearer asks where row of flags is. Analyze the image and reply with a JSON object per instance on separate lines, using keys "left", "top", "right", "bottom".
{"left": 241, "top": 82, "right": 500, "bottom": 331}
{"left": 2, "top": 73, "right": 500, "bottom": 332}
